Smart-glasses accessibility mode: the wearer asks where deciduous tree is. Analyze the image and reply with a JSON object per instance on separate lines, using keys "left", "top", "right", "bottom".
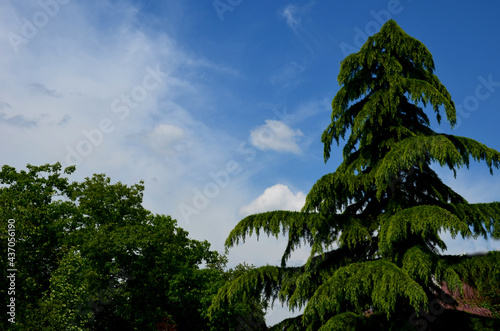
{"left": 0, "top": 163, "right": 263, "bottom": 330}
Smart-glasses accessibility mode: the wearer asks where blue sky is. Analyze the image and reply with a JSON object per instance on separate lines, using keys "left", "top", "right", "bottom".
{"left": 1, "top": 0, "right": 500, "bottom": 325}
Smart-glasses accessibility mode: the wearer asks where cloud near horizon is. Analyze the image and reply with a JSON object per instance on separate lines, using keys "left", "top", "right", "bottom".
{"left": 239, "top": 183, "right": 306, "bottom": 216}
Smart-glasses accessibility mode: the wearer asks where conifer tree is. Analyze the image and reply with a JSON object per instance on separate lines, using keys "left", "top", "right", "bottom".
{"left": 209, "top": 20, "right": 500, "bottom": 330}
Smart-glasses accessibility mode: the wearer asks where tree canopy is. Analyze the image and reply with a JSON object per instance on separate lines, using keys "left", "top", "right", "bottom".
{"left": 210, "top": 20, "right": 500, "bottom": 330}
{"left": 0, "top": 163, "right": 265, "bottom": 330}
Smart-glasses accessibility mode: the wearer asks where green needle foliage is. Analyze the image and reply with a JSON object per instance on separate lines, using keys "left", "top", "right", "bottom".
{"left": 210, "top": 20, "right": 500, "bottom": 330}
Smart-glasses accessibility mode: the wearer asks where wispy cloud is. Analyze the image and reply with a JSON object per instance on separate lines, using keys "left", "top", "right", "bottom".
{"left": 0, "top": 1, "right": 245, "bottom": 223}
{"left": 281, "top": 4, "right": 302, "bottom": 30}
{"left": 278, "top": 1, "right": 319, "bottom": 56}
{"left": 279, "top": 1, "right": 315, "bottom": 32}
{"left": 250, "top": 120, "right": 303, "bottom": 153}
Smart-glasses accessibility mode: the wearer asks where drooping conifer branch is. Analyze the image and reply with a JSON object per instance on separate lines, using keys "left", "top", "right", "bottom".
{"left": 210, "top": 20, "right": 500, "bottom": 328}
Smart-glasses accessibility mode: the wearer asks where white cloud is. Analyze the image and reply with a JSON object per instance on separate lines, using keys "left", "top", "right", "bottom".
{"left": 239, "top": 183, "right": 306, "bottom": 216}
{"left": 0, "top": 1, "right": 248, "bottom": 240}
{"left": 143, "top": 123, "right": 188, "bottom": 154}
{"left": 250, "top": 120, "right": 303, "bottom": 153}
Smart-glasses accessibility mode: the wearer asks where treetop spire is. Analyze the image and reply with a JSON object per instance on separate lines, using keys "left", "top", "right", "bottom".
{"left": 323, "top": 19, "right": 456, "bottom": 163}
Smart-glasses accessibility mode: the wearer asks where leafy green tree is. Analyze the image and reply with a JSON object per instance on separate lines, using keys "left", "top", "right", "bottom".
{"left": 0, "top": 163, "right": 75, "bottom": 329}
{"left": 0, "top": 163, "right": 264, "bottom": 330}
{"left": 209, "top": 20, "right": 500, "bottom": 330}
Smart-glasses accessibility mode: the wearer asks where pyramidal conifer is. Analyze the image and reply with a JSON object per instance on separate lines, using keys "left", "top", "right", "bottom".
{"left": 209, "top": 20, "right": 500, "bottom": 330}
